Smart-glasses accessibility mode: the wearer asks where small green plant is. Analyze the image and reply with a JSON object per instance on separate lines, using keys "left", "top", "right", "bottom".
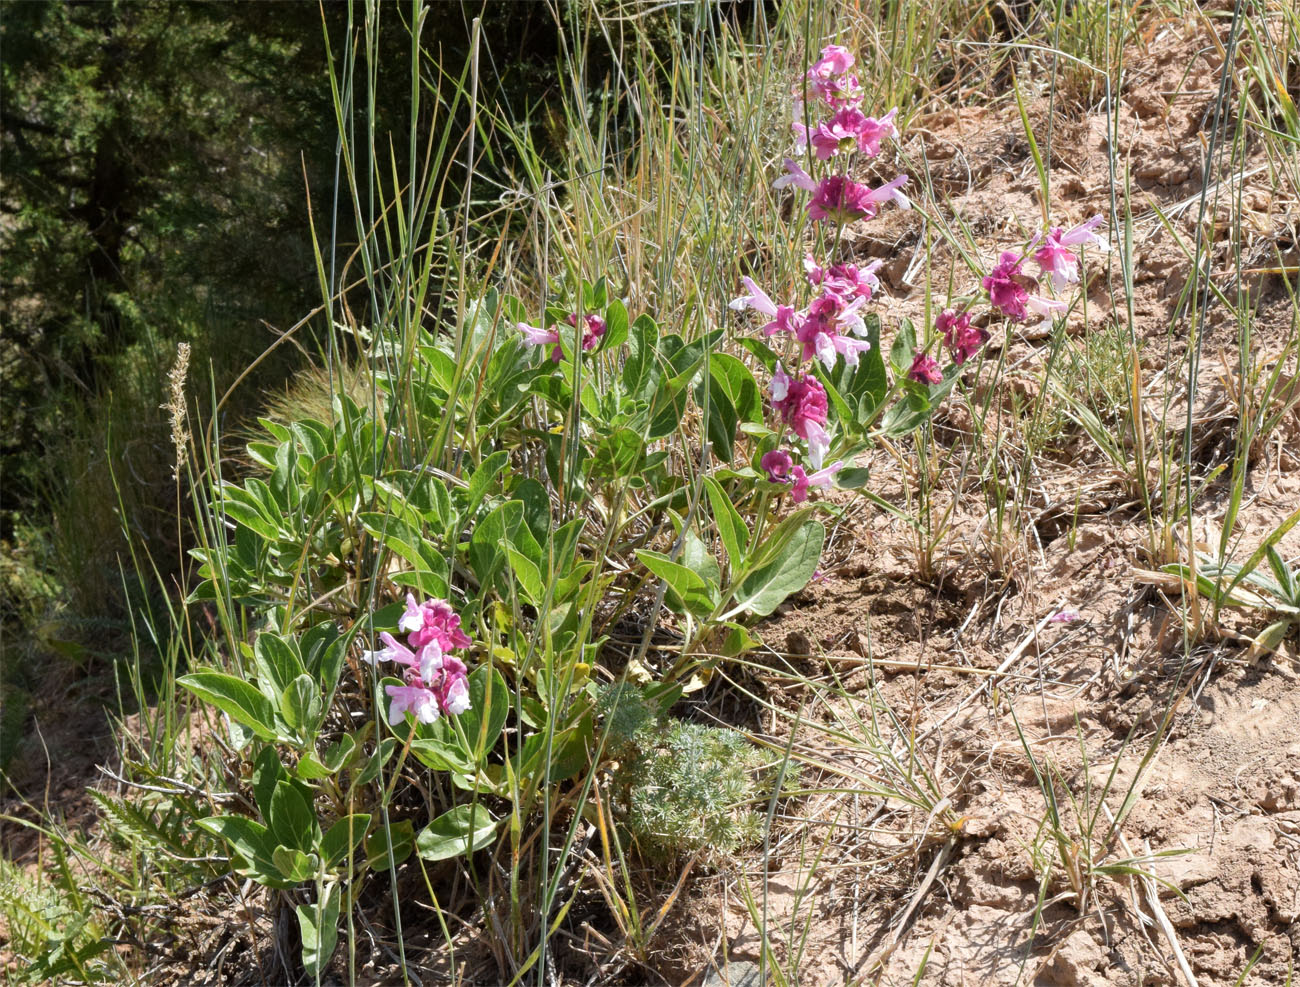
{"left": 0, "top": 846, "right": 122, "bottom": 984}
{"left": 599, "top": 683, "right": 774, "bottom": 858}
{"left": 1163, "top": 532, "right": 1300, "bottom": 654}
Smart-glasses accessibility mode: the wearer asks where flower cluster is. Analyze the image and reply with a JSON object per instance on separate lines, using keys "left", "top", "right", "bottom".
{"left": 981, "top": 216, "right": 1107, "bottom": 325}
{"left": 363, "top": 593, "right": 473, "bottom": 725}
{"left": 517, "top": 311, "right": 607, "bottom": 363}
{"left": 729, "top": 44, "right": 908, "bottom": 501}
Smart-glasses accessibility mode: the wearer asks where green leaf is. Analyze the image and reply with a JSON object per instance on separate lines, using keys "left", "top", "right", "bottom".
{"left": 603, "top": 297, "right": 629, "bottom": 351}
{"left": 469, "top": 500, "right": 524, "bottom": 590}
{"left": 269, "top": 780, "right": 319, "bottom": 852}
{"left": 457, "top": 665, "right": 509, "bottom": 764}
{"left": 252, "top": 745, "right": 287, "bottom": 821}
{"left": 710, "top": 353, "right": 763, "bottom": 424}
{"left": 364, "top": 818, "right": 414, "bottom": 871}
{"left": 179, "top": 672, "right": 280, "bottom": 742}
{"left": 880, "top": 388, "right": 932, "bottom": 437}
{"left": 506, "top": 547, "right": 544, "bottom": 605}
{"left": 281, "top": 674, "right": 322, "bottom": 736}
{"left": 697, "top": 370, "right": 740, "bottom": 462}
{"left": 465, "top": 450, "right": 510, "bottom": 521}
{"left": 704, "top": 476, "right": 749, "bottom": 573}
{"left": 591, "top": 426, "right": 644, "bottom": 480}
{"left": 415, "top": 804, "right": 499, "bottom": 861}
{"left": 635, "top": 548, "right": 719, "bottom": 619}
{"left": 720, "top": 622, "right": 762, "bottom": 658}
{"left": 195, "top": 815, "right": 275, "bottom": 872}
{"left": 680, "top": 529, "right": 722, "bottom": 591}
{"left": 513, "top": 477, "right": 552, "bottom": 548}
{"left": 889, "top": 318, "right": 917, "bottom": 374}
{"left": 296, "top": 882, "right": 340, "bottom": 979}
{"left": 623, "top": 313, "right": 659, "bottom": 399}
{"left": 409, "top": 737, "right": 476, "bottom": 775}
{"left": 272, "top": 845, "right": 317, "bottom": 883}
{"left": 737, "top": 336, "right": 780, "bottom": 372}
{"left": 319, "top": 814, "right": 371, "bottom": 869}
{"left": 729, "top": 520, "right": 825, "bottom": 618}
{"left": 252, "top": 632, "right": 305, "bottom": 703}
{"left": 354, "top": 737, "right": 397, "bottom": 787}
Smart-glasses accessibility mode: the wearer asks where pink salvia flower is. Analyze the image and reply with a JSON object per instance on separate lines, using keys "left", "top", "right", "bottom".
{"left": 1034, "top": 215, "right": 1107, "bottom": 290}
{"left": 982, "top": 251, "right": 1033, "bottom": 321}
{"left": 807, "top": 174, "right": 910, "bottom": 224}
{"left": 790, "top": 461, "right": 844, "bottom": 503}
{"left": 773, "top": 157, "right": 819, "bottom": 193}
{"left": 853, "top": 108, "right": 900, "bottom": 157}
{"left": 771, "top": 367, "right": 832, "bottom": 468}
{"left": 809, "top": 44, "right": 855, "bottom": 78}
{"left": 361, "top": 631, "right": 419, "bottom": 670}
{"left": 406, "top": 598, "right": 473, "bottom": 651}
{"left": 517, "top": 321, "right": 562, "bottom": 362}
{"left": 806, "top": 255, "right": 882, "bottom": 301}
{"left": 798, "top": 292, "right": 872, "bottom": 369}
{"left": 761, "top": 449, "right": 794, "bottom": 483}
{"left": 565, "top": 312, "right": 607, "bottom": 352}
{"left": 908, "top": 353, "right": 943, "bottom": 385}
{"left": 730, "top": 278, "right": 803, "bottom": 337}
{"left": 810, "top": 108, "right": 869, "bottom": 160}
{"left": 937, "top": 309, "right": 990, "bottom": 366}
{"left": 809, "top": 107, "right": 900, "bottom": 159}
{"left": 1027, "top": 294, "right": 1068, "bottom": 320}
{"left": 807, "top": 176, "right": 874, "bottom": 223}
{"left": 398, "top": 593, "right": 425, "bottom": 633}
{"left": 729, "top": 276, "right": 779, "bottom": 317}
{"left": 811, "top": 73, "right": 864, "bottom": 110}
{"left": 431, "top": 653, "right": 471, "bottom": 716}
{"left": 385, "top": 683, "right": 440, "bottom": 725}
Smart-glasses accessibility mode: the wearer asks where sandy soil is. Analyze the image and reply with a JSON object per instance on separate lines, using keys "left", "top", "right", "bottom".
{"left": 684, "top": 14, "right": 1300, "bottom": 987}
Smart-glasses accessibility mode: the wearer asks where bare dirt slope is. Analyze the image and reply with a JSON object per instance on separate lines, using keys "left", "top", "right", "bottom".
{"left": 694, "top": 15, "right": 1299, "bottom": 987}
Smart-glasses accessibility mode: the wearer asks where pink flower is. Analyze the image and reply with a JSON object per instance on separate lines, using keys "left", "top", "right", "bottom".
{"left": 405, "top": 597, "right": 473, "bottom": 651}
{"left": 853, "top": 108, "right": 900, "bottom": 157}
{"left": 907, "top": 353, "right": 943, "bottom": 385}
{"left": 936, "top": 309, "right": 990, "bottom": 365}
{"left": 982, "top": 251, "right": 1033, "bottom": 321}
{"left": 384, "top": 642, "right": 473, "bottom": 725}
{"left": 798, "top": 291, "right": 872, "bottom": 368}
{"left": 816, "top": 73, "right": 864, "bottom": 109}
{"left": 790, "top": 461, "right": 844, "bottom": 502}
{"left": 1034, "top": 216, "right": 1106, "bottom": 290}
{"left": 773, "top": 157, "right": 819, "bottom": 193}
{"left": 810, "top": 108, "right": 868, "bottom": 160}
{"left": 565, "top": 312, "right": 607, "bottom": 352}
{"left": 516, "top": 313, "right": 605, "bottom": 362}
{"left": 517, "top": 321, "right": 562, "bottom": 362}
{"left": 385, "top": 683, "right": 440, "bottom": 725}
{"left": 771, "top": 365, "right": 831, "bottom": 467}
{"left": 1026, "top": 294, "right": 1068, "bottom": 321}
{"left": 806, "top": 254, "right": 881, "bottom": 301}
{"left": 807, "top": 174, "right": 909, "bottom": 224}
{"left": 810, "top": 44, "right": 855, "bottom": 78}
{"left": 431, "top": 653, "right": 471, "bottom": 715}
{"left": 361, "top": 631, "right": 419, "bottom": 670}
{"left": 729, "top": 277, "right": 802, "bottom": 337}
{"left": 809, "top": 108, "right": 899, "bottom": 159}
{"left": 1048, "top": 610, "right": 1081, "bottom": 623}
{"left": 761, "top": 449, "right": 793, "bottom": 483}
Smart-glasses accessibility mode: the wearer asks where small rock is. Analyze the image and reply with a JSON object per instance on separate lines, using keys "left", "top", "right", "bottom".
{"left": 702, "top": 959, "right": 762, "bottom": 987}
